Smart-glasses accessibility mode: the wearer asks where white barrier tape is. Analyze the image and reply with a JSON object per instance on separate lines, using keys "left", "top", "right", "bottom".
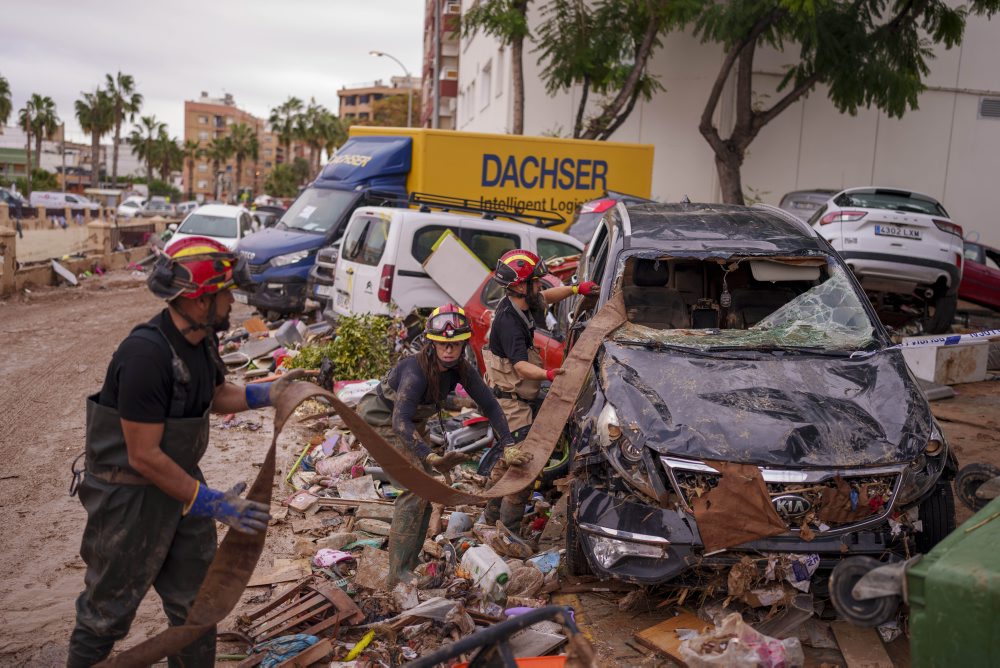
{"left": 851, "top": 328, "right": 1000, "bottom": 358}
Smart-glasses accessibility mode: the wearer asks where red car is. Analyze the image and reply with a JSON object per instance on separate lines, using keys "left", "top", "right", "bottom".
{"left": 960, "top": 241, "right": 1000, "bottom": 311}
{"left": 463, "top": 261, "right": 577, "bottom": 374}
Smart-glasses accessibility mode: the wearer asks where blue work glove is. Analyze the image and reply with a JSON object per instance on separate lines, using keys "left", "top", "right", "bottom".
{"left": 245, "top": 368, "right": 312, "bottom": 409}
{"left": 185, "top": 481, "right": 271, "bottom": 534}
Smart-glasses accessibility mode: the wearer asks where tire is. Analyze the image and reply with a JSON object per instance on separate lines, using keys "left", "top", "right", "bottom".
{"left": 829, "top": 556, "right": 900, "bottom": 627}
{"left": 540, "top": 435, "right": 571, "bottom": 486}
{"left": 565, "top": 480, "right": 591, "bottom": 576}
{"left": 923, "top": 292, "right": 958, "bottom": 334}
{"left": 916, "top": 481, "right": 956, "bottom": 553}
{"left": 956, "top": 463, "right": 1000, "bottom": 512}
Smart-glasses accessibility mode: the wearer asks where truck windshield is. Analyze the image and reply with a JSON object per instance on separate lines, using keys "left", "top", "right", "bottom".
{"left": 278, "top": 188, "right": 358, "bottom": 235}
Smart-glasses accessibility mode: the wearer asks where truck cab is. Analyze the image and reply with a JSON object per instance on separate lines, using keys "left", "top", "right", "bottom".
{"left": 234, "top": 135, "right": 412, "bottom": 317}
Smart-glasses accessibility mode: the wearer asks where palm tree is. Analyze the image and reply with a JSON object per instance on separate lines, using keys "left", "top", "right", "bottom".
{"left": 0, "top": 74, "right": 11, "bottom": 130}
{"left": 126, "top": 115, "right": 165, "bottom": 185}
{"left": 207, "top": 136, "right": 234, "bottom": 201}
{"left": 17, "top": 104, "right": 34, "bottom": 191}
{"left": 28, "top": 94, "right": 60, "bottom": 172}
{"left": 298, "top": 103, "right": 346, "bottom": 177}
{"left": 105, "top": 71, "right": 143, "bottom": 185}
{"left": 268, "top": 96, "right": 302, "bottom": 166}
{"left": 151, "top": 129, "right": 183, "bottom": 182}
{"left": 183, "top": 139, "right": 202, "bottom": 201}
{"left": 75, "top": 89, "right": 114, "bottom": 187}
{"left": 228, "top": 122, "right": 258, "bottom": 199}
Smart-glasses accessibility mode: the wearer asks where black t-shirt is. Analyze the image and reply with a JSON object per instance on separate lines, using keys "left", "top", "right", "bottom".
{"left": 384, "top": 355, "right": 512, "bottom": 459}
{"left": 488, "top": 297, "right": 534, "bottom": 364}
{"left": 98, "top": 309, "right": 225, "bottom": 422}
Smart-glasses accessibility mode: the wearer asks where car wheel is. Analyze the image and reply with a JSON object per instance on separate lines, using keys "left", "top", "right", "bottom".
{"left": 955, "top": 463, "right": 1000, "bottom": 512}
{"left": 916, "top": 481, "right": 956, "bottom": 553}
{"left": 540, "top": 435, "right": 571, "bottom": 486}
{"left": 829, "top": 556, "right": 900, "bottom": 627}
{"left": 565, "top": 479, "right": 591, "bottom": 576}
{"left": 923, "top": 292, "right": 958, "bottom": 334}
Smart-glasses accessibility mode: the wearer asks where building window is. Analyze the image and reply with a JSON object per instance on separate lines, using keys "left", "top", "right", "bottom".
{"left": 214, "top": 115, "right": 224, "bottom": 128}
{"left": 198, "top": 115, "right": 208, "bottom": 124}
{"left": 359, "top": 94, "right": 370, "bottom": 104}
{"left": 359, "top": 112, "right": 370, "bottom": 120}
{"left": 480, "top": 61, "right": 492, "bottom": 110}
{"left": 265, "top": 148, "right": 272, "bottom": 157}
{"left": 496, "top": 48, "right": 504, "bottom": 97}
{"left": 197, "top": 180, "right": 208, "bottom": 189}
{"left": 197, "top": 163, "right": 208, "bottom": 172}
{"left": 374, "top": 93, "right": 384, "bottom": 101}
{"left": 264, "top": 161, "right": 272, "bottom": 168}
{"left": 198, "top": 130, "right": 209, "bottom": 140}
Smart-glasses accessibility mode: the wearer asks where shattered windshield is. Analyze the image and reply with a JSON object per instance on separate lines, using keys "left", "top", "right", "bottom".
{"left": 613, "top": 258, "right": 876, "bottom": 352}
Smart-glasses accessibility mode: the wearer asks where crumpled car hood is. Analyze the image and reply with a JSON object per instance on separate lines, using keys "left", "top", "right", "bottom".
{"left": 599, "top": 342, "right": 931, "bottom": 467}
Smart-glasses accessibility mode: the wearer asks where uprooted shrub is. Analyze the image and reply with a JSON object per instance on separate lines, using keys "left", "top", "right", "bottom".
{"left": 287, "top": 313, "right": 400, "bottom": 380}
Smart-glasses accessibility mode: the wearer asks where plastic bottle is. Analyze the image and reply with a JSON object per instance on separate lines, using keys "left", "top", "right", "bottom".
{"left": 460, "top": 545, "right": 511, "bottom": 602}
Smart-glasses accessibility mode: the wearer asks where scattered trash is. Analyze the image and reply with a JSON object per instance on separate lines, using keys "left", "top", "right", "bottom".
{"left": 679, "top": 613, "right": 804, "bottom": 668}
{"left": 312, "top": 549, "right": 354, "bottom": 569}
{"left": 461, "top": 544, "right": 512, "bottom": 602}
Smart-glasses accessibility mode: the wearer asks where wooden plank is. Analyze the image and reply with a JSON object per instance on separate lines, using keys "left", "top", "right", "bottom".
{"left": 247, "top": 593, "right": 325, "bottom": 636}
{"left": 247, "top": 559, "right": 311, "bottom": 587}
{"left": 831, "top": 622, "right": 894, "bottom": 668}
{"left": 275, "top": 638, "right": 333, "bottom": 667}
{"left": 633, "top": 612, "right": 712, "bottom": 666}
{"left": 244, "top": 577, "right": 313, "bottom": 619}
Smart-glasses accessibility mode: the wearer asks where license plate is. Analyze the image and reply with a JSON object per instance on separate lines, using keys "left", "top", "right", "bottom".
{"left": 233, "top": 290, "right": 248, "bottom": 304}
{"left": 335, "top": 290, "right": 350, "bottom": 311}
{"left": 315, "top": 284, "right": 334, "bottom": 298}
{"left": 874, "top": 224, "right": 921, "bottom": 239}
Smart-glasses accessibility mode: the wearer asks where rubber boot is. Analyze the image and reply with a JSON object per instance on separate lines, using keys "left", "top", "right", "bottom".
{"left": 387, "top": 488, "right": 431, "bottom": 588}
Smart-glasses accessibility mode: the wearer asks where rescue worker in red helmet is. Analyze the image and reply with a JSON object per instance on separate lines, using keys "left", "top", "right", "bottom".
{"left": 68, "top": 237, "right": 303, "bottom": 667}
{"left": 356, "top": 304, "right": 515, "bottom": 587}
{"left": 482, "top": 249, "right": 597, "bottom": 532}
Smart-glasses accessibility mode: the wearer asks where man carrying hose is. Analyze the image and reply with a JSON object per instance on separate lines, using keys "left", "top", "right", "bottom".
{"left": 481, "top": 249, "right": 597, "bottom": 533}
{"left": 68, "top": 237, "right": 299, "bottom": 667}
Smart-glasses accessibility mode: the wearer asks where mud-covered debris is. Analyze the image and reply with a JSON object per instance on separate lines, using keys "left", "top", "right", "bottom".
{"left": 507, "top": 565, "right": 544, "bottom": 598}
{"left": 679, "top": 612, "right": 804, "bottom": 668}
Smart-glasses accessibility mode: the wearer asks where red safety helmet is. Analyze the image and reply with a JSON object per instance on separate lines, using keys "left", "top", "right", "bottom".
{"left": 149, "top": 236, "right": 250, "bottom": 301}
{"left": 425, "top": 303, "right": 472, "bottom": 342}
{"left": 494, "top": 249, "right": 547, "bottom": 289}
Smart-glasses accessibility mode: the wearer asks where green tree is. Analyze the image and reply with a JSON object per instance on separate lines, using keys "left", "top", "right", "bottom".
{"left": 76, "top": 89, "right": 114, "bottom": 188}
{"left": 126, "top": 115, "right": 165, "bottom": 185}
{"left": 0, "top": 74, "right": 11, "bottom": 130}
{"left": 369, "top": 92, "right": 421, "bottom": 130}
{"left": 182, "top": 139, "right": 202, "bottom": 201}
{"left": 17, "top": 104, "right": 34, "bottom": 191}
{"left": 263, "top": 163, "right": 299, "bottom": 197}
{"left": 268, "top": 96, "right": 303, "bottom": 165}
{"left": 535, "top": 0, "right": 697, "bottom": 139}
{"left": 228, "top": 122, "right": 259, "bottom": 197}
{"left": 105, "top": 71, "right": 143, "bottom": 185}
{"left": 693, "top": 0, "right": 1000, "bottom": 204}
{"left": 151, "top": 129, "right": 182, "bottom": 182}
{"left": 28, "top": 167, "right": 58, "bottom": 191}
{"left": 296, "top": 99, "right": 346, "bottom": 176}
{"left": 290, "top": 157, "right": 311, "bottom": 185}
{"left": 462, "top": 0, "right": 531, "bottom": 134}
{"left": 28, "top": 94, "right": 60, "bottom": 176}
{"left": 207, "top": 136, "right": 234, "bottom": 200}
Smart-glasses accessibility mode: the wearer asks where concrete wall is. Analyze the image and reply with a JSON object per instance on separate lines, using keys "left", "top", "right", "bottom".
{"left": 457, "top": 4, "right": 1000, "bottom": 248}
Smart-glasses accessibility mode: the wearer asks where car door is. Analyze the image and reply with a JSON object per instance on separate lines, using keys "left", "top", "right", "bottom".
{"left": 332, "top": 212, "right": 371, "bottom": 316}
{"left": 337, "top": 212, "right": 393, "bottom": 316}
{"left": 565, "top": 218, "right": 613, "bottom": 350}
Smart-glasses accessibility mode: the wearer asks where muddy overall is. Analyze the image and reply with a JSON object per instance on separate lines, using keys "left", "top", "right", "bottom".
{"left": 481, "top": 346, "right": 542, "bottom": 532}
{"left": 67, "top": 326, "right": 217, "bottom": 668}
{"left": 356, "top": 383, "right": 439, "bottom": 589}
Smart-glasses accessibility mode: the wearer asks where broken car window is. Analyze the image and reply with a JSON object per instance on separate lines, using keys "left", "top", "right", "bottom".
{"left": 613, "top": 257, "right": 875, "bottom": 352}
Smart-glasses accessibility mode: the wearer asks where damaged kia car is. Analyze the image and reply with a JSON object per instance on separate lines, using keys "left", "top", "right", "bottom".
{"left": 563, "top": 201, "right": 956, "bottom": 585}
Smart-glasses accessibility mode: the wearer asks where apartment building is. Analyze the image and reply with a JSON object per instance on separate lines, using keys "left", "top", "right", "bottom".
{"left": 337, "top": 77, "right": 421, "bottom": 125}
{"left": 421, "top": 0, "right": 462, "bottom": 129}
{"left": 184, "top": 92, "right": 306, "bottom": 201}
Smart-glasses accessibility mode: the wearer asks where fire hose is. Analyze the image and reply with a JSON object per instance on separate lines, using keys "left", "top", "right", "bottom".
{"left": 98, "top": 294, "right": 626, "bottom": 666}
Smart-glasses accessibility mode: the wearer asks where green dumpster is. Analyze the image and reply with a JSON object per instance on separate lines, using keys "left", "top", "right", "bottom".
{"left": 908, "top": 495, "right": 1000, "bottom": 666}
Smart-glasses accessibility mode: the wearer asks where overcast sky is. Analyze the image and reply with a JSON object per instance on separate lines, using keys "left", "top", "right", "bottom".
{"left": 4, "top": 0, "right": 425, "bottom": 143}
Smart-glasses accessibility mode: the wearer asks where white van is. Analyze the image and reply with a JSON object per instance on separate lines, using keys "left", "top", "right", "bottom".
{"left": 325, "top": 207, "right": 583, "bottom": 321}
{"left": 29, "top": 191, "right": 101, "bottom": 210}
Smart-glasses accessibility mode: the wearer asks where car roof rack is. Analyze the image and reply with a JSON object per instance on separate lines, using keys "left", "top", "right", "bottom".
{"left": 408, "top": 192, "right": 565, "bottom": 228}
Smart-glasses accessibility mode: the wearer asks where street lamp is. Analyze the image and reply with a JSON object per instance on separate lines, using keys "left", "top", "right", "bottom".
{"left": 370, "top": 50, "right": 413, "bottom": 128}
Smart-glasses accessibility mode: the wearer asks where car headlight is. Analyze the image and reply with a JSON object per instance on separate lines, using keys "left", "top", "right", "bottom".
{"left": 897, "top": 424, "right": 948, "bottom": 505}
{"left": 591, "top": 535, "right": 667, "bottom": 569}
{"left": 271, "top": 250, "right": 311, "bottom": 267}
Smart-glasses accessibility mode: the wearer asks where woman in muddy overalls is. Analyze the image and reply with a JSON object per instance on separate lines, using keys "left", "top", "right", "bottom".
{"left": 356, "top": 304, "right": 515, "bottom": 587}
{"left": 481, "top": 249, "right": 598, "bottom": 532}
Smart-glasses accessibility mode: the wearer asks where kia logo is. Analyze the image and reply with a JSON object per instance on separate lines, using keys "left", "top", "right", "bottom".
{"left": 772, "top": 494, "right": 811, "bottom": 518}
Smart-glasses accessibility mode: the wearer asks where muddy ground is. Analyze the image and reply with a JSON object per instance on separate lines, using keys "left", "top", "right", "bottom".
{"left": 0, "top": 271, "right": 997, "bottom": 666}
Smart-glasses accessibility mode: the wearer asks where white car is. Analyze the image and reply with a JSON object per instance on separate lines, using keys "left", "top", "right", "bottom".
{"left": 166, "top": 204, "right": 256, "bottom": 252}
{"left": 117, "top": 196, "right": 147, "bottom": 218}
{"left": 325, "top": 206, "right": 583, "bottom": 322}
{"left": 810, "top": 187, "right": 964, "bottom": 333}
{"left": 30, "top": 191, "right": 101, "bottom": 210}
